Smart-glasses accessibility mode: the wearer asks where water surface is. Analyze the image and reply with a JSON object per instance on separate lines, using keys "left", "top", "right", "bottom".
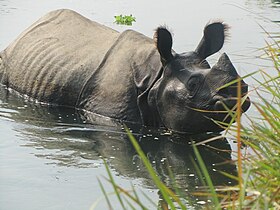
{"left": 0, "top": 0, "right": 279, "bottom": 209}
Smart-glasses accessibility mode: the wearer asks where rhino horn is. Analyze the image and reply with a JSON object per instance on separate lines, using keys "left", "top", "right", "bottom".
{"left": 212, "top": 53, "right": 238, "bottom": 76}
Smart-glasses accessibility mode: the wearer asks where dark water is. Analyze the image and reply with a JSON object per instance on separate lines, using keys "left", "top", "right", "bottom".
{"left": 0, "top": 86, "right": 237, "bottom": 209}
{"left": 0, "top": 0, "right": 279, "bottom": 209}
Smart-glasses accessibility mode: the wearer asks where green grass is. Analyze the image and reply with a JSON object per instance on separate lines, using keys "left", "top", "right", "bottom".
{"left": 211, "top": 31, "right": 280, "bottom": 209}
{"left": 96, "top": 31, "right": 280, "bottom": 209}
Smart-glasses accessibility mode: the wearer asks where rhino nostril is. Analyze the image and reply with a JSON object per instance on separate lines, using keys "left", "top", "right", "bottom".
{"left": 213, "top": 96, "right": 251, "bottom": 112}
{"left": 217, "top": 87, "right": 230, "bottom": 98}
{"left": 217, "top": 82, "right": 249, "bottom": 98}
{"left": 241, "top": 83, "right": 249, "bottom": 96}
{"left": 213, "top": 98, "right": 236, "bottom": 111}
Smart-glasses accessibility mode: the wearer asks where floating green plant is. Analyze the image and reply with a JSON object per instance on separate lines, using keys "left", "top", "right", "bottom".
{"left": 114, "top": 14, "right": 136, "bottom": 26}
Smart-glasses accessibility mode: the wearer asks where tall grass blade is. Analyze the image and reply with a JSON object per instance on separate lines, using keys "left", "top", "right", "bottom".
{"left": 236, "top": 78, "right": 243, "bottom": 193}
{"left": 103, "top": 159, "right": 126, "bottom": 209}
{"left": 125, "top": 126, "right": 187, "bottom": 210}
{"left": 98, "top": 177, "right": 113, "bottom": 210}
{"left": 192, "top": 144, "right": 220, "bottom": 209}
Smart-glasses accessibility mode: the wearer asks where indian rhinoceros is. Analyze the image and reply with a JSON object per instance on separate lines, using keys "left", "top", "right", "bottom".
{"left": 0, "top": 9, "right": 250, "bottom": 134}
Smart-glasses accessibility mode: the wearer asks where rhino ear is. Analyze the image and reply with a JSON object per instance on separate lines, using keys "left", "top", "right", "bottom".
{"left": 195, "top": 22, "right": 229, "bottom": 59}
{"left": 154, "top": 27, "right": 174, "bottom": 65}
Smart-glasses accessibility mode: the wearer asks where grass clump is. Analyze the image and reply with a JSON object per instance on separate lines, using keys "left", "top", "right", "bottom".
{"left": 213, "top": 29, "right": 280, "bottom": 208}
{"left": 234, "top": 36, "right": 280, "bottom": 208}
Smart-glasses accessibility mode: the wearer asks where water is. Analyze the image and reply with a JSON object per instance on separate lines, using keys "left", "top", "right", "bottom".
{"left": 0, "top": 1, "right": 279, "bottom": 209}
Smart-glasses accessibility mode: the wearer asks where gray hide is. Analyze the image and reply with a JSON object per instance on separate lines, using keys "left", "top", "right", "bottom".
{"left": 0, "top": 10, "right": 120, "bottom": 106}
{"left": 0, "top": 9, "right": 251, "bottom": 133}
{"left": 0, "top": 9, "right": 160, "bottom": 122}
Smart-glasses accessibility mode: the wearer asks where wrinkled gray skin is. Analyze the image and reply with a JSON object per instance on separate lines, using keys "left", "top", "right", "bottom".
{"left": 0, "top": 9, "right": 250, "bottom": 134}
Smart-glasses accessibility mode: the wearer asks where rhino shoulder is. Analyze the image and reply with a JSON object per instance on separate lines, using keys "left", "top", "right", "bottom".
{"left": 1, "top": 9, "right": 119, "bottom": 106}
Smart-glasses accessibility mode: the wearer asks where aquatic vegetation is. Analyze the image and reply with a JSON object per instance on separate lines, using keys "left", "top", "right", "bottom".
{"left": 114, "top": 14, "right": 136, "bottom": 26}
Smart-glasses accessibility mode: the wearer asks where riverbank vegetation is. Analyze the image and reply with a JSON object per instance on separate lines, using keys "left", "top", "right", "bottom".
{"left": 96, "top": 30, "right": 280, "bottom": 209}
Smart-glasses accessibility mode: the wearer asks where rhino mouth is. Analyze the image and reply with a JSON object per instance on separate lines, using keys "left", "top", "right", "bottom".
{"left": 213, "top": 96, "right": 251, "bottom": 113}
{"left": 211, "top": 82, "right": 251, "bottom": 113}
{"left": 207, "top": 53, "right": 251, "bottom": 114}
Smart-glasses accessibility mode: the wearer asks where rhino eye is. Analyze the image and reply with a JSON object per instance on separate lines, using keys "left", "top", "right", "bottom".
{"left": 187, "top": 76, "right": 201, "bottom": 97}
{"left": 199, "top": 59, "right": 211, "bottom": 69}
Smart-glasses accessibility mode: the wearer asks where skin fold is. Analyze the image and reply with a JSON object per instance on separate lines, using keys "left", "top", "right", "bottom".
{"left": 0, "top": 9, "right": 251, "bottom": 134}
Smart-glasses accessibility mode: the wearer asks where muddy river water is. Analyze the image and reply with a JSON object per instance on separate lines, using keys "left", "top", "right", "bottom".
{"left": 0, "top": 0, "right": 279, "bottom": 209}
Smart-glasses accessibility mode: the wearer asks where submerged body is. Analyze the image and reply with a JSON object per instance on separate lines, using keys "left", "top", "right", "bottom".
{"left": 0, "top": 9, "right": 250, "bottom": 133}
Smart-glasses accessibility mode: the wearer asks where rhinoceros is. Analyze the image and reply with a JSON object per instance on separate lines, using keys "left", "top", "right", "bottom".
{"left": 0, "top": 9, "right": 250, "bottom": 134}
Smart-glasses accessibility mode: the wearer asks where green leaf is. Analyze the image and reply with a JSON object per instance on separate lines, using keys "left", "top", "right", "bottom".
{"left": 114, "top": 14, "right": 136, "bottom": 26}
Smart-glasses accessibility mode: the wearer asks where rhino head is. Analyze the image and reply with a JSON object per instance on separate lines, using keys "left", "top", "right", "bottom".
{"left": 141, "top": 22, "right": 251, "bottom": 134}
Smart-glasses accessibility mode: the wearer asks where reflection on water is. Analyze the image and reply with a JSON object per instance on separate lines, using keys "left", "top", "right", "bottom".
{"left": 0, "top": 0, "right": 16, "bottom": 14}
{"left": 0, "top": 85, "right": 236, "bottom": 208}
{"left": 246, "top": 0, "right": 280, "bottom": 8}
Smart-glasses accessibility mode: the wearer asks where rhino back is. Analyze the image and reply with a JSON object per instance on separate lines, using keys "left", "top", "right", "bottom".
{"left": 0, "top": 9, "right": 119, "bottom": 106}
{"left": 79, "top": 30, "right": 162, "bottom": 122}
